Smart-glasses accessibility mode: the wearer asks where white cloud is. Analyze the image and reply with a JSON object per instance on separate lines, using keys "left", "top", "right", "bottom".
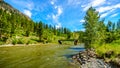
{"left": 110, "top": 13, "right": 118, "bottom": 17}
{"left": 97, "top": 7, "right": 112, "bottom": 13}
{"left": 67, "top": 0, "right": 81, "bottom": 8}
{"left": 115, "top": 4, "right": 120, "bottom": 8}
{"left": 52, "top": 15, "right": 57, "bottom": 21}
{"left": 100, "top": 12, "right": 109, "bottom": 18}
{"left": 67, "top": 0, "right": 81, "bottom": 5}
{"left": 50, "top": 0, "right": 57, "bottom": 5}
{"left": 57, "top": 7, "right": 62, "bottom": 16}
{"left": 56, "top": 23, "right": 62, "bottom": 29}
{"left": 54, "top": 6, "right": 58, "bottom": 9}
{"left": 51, "top": 1, "right": 54, "bottom": 5}
{"left": 23, "top": 10, "right": 32, "bottom": 18}
{"left": 100, "top": 9, "right": 115, "bottom": 18}
{"left": 52, "top": 6, "right": 63, "bottom": 28}
{"left": 92, "top": 0, "right": 106, "bottom": 7}
{"left": 26, "top": 2, "right": 34, "bottom": 10}
{"left": 52, "top": 14, "right": 61, "bottom": 29}
{"left": 82, "top": 0, "right": 106, "bottom": 11}
{"left": 80, "top": 19, "right": 85, "bottom": 23}
{"left": 10, "top": 0, "right": 34, "bottom": 10}
{"left": 97, "top": 3, "right": 120, "bottom": 13}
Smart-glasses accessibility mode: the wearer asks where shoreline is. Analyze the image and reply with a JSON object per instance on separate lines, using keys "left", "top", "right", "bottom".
{"left": 71, "top": 48, "right": 120, "bottom": 68}
{"left": 0, "top": 43, "right": 58, "bottom": 47}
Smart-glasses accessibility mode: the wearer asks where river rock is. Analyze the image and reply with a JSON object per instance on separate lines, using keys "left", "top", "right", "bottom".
{"left": 81, "top": 58, "right": 111, "bottom": 68}
{"left": 72, "top": 48, "right": 112, "bottom": 68}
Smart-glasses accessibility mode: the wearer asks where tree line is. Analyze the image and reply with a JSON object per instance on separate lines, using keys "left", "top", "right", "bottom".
{"left": 0, "top": 8, "right": 71, "bottom": 44}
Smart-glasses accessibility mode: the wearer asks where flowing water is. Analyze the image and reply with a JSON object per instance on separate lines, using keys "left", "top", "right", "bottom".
{"left": 0, "top": 44, "right": 85, "bottom": 68}
{"left": 0, "top": 44, "right": 113, "bottom": 68}
{"left": 57, "top": 44, "right": 85, "bottom": 68}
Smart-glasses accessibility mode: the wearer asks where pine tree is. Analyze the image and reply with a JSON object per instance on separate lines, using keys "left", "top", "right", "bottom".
{"left": 53, "top": 25, "right": 57, "bottom": 35}
{"left": 117, "top": 19, "right": 120, "bottom": 31}
{"left": 37, "top": 21, "right": 43, "bottom": 41}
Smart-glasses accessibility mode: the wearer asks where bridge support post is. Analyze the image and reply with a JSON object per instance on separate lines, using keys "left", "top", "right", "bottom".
{"left": 58, "top": 40, "right": 62, "bottom": 44}
{"left": 74, "top": 40, "right": 78, "bottom": 45}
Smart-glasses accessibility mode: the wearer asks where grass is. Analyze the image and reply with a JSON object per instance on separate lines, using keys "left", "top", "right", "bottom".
{"left": 0, "top": 44, "right": 76, "bottom": 68}
{"left": 92, "top": 40, "right": 120, "bottom": 62}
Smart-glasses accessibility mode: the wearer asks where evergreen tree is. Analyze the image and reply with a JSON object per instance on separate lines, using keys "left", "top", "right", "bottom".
{"left": 117, "top": 19, "right": 120, "bottom": 31}
{"left": 53, "top": 25, "right": 57, "bottom": 35}
{"left": 64, "top": 27, "right": 67, "bottom": 34}
{"left": 107, "top": 21, "right": 112, "bottom": 32}
{"left": 37, "top": 21, "right": 43, "bottom": 41}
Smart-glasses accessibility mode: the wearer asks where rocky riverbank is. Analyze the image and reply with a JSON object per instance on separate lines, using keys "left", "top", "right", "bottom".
{"left": 71, "top": 48, "right": 120, "bottom": 68}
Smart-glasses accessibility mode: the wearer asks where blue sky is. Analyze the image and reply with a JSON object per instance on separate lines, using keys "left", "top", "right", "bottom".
{"left": 4, "top": 0, "right": 120, "bottom": 31}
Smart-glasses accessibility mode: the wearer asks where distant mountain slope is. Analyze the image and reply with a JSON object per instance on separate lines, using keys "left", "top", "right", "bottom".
{"left": 0, "top": 0, "right": 34, "bottom": 40}
{"left": 0, "top": 0, "right": 30, "bottom": 20}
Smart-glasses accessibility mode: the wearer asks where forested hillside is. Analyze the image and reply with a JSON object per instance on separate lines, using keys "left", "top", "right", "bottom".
{"left": 0, "top": 0, "right": 72, "bottom": 45}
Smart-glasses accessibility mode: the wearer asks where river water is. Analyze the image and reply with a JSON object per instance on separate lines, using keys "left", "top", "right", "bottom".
{"left": 59, "top": 44, "right": 85, "bottom": 68}
{"left": 63, "top": 44, "right": 85, "bottom": 58}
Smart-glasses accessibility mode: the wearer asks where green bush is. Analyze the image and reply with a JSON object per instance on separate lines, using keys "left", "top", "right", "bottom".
{"left": 26, "top": 40, "right": 37, "bottom": 44}
{"left": 17, "top": 38, "right": 25, "bottom": 44}
{"left": 12, "top": 38, "right": 17, "bottom": 45}
{"left": 0, "top": 41, "right": 5, "bottom": 45}
{"left": 112, "top": 39, "right": 120, "bottom": 44}
{"left": 12, "top": 37, "right": 27, "bottom": 45}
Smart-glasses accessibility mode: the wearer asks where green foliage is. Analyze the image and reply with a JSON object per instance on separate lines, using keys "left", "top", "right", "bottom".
{"left": 89, "top": 38, "right": 120, "bottom": 62}
{"left": 26, "top": 39, "right": 37, "bottom": 44}
{"left": 94, "top": 43, "right": 120, "bottom": 61}
{"left": 12, "top": 38, "right": 17, "bottom": 45}
{"left": 12, "top": 37, "right": 27, "bottom": 45}
{"left": 0, "top": 41, "right": 5, "bottom": 45}
{"left": 42, "top": 29, "right": 54, "bottom": 43}
{"left": 17, "top": 38, "right": 26, "bottom": 44}
{"left": 83, "top": 7, "right": 100, "bottom": 47}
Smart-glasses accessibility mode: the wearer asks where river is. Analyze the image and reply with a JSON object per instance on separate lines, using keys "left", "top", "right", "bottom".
{"left": 0, "top": 44, "right": 115, "bottom": 68}
{"left": 54, "top": 44, "right": 85, "bottom": 68}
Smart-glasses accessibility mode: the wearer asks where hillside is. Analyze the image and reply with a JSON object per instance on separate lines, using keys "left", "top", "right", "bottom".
{"left": 0, "top": 0, "right": 34, "bottom": 42}
{"left": 0, "top": 0, "right": 73, "bottom": 45}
